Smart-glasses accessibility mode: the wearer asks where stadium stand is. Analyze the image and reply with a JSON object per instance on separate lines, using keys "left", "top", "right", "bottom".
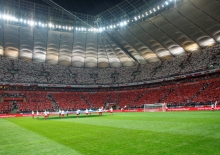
{"left": 17, "top": 92, "right": 54, "bottom": 112}
{"left": 81, "top": 92, "right": 108, "bottom": 109}
{"left": 0, "top": 74, "right": 220, "bottom": 113}
{"left": 192, "top": 80, "right": 220, "bottom": 103}
{"left": 160, "top": 83, "right": 204, "bottom": 104}
{"left": 52, "top": 92, "right": 90, "bottom": 110}
{"left": 0, "top": 44, "right": 219, "bottom": 85}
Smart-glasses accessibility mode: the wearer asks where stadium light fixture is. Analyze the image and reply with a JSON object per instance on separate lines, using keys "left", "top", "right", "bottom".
{"left": 28, "top": 20, "right": 35, "bottom": 27}
{"left": 0, "top": 0, "right": 180, "bottom": 33}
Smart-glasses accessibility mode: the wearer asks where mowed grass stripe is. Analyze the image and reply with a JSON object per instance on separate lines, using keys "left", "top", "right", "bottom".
{"left": 55, "top": 111, "right": 220, "bottom": 138}
{"left": 0, "top": 119, "right": 82, "bottom": 155}
{"left": 4, "top": 111, "right": 220, "bottom": 155}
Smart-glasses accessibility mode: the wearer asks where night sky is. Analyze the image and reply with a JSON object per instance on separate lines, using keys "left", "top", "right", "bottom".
{"left": 28, "top": 0, "right": 124, "bottom": 15}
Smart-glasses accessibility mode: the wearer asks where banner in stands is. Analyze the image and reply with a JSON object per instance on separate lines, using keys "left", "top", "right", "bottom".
{"left": 0, "top": 69, "right": 220, "bottom": 88}
{"left": 167, "top": 107, "right": 220, "bottom": 111}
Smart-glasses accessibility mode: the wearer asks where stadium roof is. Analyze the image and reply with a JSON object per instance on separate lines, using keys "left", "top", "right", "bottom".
{"left": 28, "top": 0, "right": 124, "bottom": 15}
{"left": 0, "top": 0, "right": 220, "bottom": 67}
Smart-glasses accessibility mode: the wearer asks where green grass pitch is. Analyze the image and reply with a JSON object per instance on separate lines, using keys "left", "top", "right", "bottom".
{"left": 0, "top": 111, "right": 220, "bottom": 155}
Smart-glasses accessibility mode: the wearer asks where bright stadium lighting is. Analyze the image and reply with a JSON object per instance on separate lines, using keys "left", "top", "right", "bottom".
{"left": 98, "top": 27, "right": 102, "bottom": 32}
{"left": 165, "top": 1, "right": 169, "bottom": 5}
{"left": 29, "top": 20, "right": 35, "bottom": 27}
{"left": 120, "top": 22, "right": 123, "bottom": 27}
{"left": 48, "top": 23, "right": 53, "bottom": 28}
{"left": 153, "top": 8, "right": 156, "bottom": 12}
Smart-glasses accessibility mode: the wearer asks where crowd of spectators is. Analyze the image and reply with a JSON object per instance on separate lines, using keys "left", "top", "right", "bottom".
{"left": 0, "top": 44, "right": 219, "bottom": 85}
{"left": 0, "top": 72, "right": 220, "bottom": 113}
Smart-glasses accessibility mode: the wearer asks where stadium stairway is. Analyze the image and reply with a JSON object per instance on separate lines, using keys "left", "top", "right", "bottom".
{"left": 79, "top": 94, "right": 92, "bottom": 108}
{"left": 158, "top": 88, "right": 174, "bottom": 103}
{"left": 11, "top": 108, "right": 17, "bottom": 114}
{"left": 151, "top": 61, "right": 164, "bottom": 79}
{"left": 0, "top": 94, "right": 4, "bottom": 102}
{"left": 131, "top": 91, "right": 148, "bottom": 107}
{"left": 47, "top": 94, "right": 58, "bottom": 111}
{"left": 189, "top": 83, "right": 209, "bottom": 103}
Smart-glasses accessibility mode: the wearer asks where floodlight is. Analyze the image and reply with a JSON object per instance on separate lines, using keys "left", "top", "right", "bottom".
{"left": 120, "top": 22, "right": 123, "bottom": 27}
{"left": 29, "top": 20, "right": 34, "bottom": 26}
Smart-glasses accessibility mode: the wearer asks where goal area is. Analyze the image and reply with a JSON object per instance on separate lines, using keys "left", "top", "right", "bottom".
{"left": 144, "top": 103, "right": 166, "bottom": 112}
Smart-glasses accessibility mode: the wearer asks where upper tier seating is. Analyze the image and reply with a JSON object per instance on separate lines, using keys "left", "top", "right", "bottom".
{"left": 0, "top": 44, "right": 219, "bottom": 85}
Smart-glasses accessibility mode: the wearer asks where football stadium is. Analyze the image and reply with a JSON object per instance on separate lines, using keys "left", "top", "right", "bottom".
{"left": 0, "top": 0, "right": 220, "bottom": 154}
